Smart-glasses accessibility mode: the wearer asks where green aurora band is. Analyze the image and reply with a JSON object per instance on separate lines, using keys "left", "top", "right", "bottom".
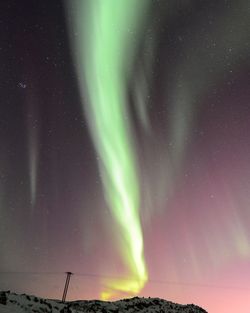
{"left": 66, "top": 0, "right": 149, "bottom": 299}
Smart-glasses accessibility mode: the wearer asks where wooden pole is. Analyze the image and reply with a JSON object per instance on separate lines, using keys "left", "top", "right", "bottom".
{"left": 62, "top": 272, "right": 72, "bottom": 302}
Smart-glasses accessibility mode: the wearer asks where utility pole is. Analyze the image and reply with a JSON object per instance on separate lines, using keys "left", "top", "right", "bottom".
{"left": 62, "top": 272, "right": 73, "bottom": 302}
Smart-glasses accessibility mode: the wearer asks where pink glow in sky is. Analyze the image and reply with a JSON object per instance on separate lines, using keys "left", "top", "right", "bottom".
{"left": 1, "top": 1, "right": 250, "bottom": 313}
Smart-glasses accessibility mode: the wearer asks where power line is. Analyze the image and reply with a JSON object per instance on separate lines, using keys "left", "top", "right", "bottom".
{"left": 0, "top": 271, "right": 249, "bottom": 291}
{"left": 0, "top": 271, "right": 62, "bottom": 275}
{"left": 72, "top": 272, "right": 250, "bottom": 291}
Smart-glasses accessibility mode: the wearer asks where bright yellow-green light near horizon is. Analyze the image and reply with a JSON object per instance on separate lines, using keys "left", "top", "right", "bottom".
{"left": 66, "top": 0, "right": 149, "bottom": 299}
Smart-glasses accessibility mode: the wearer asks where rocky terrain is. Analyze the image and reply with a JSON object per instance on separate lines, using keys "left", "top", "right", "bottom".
{"left": 0, "top": 291, "right": 207, "bottom": 313}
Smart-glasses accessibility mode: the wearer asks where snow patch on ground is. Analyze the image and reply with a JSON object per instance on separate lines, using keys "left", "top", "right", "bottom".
{"left": 0, "top": 291, "right": 207, "bottom": 312}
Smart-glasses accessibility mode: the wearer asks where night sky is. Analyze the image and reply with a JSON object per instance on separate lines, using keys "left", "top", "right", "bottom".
{"left": 1, "top": 1, "right": 250, "bottom": 312}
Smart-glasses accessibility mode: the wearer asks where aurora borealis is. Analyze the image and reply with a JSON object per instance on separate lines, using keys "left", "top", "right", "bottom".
{"left": 1, "top": 1, "right": 250, "bottom": 312}
{"left": 66, "top": 0, "right": 149, "bottom": 299}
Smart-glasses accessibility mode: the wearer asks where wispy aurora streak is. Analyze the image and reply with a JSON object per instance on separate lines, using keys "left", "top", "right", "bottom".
{"left": 25, "top": 90, "right": 39, "bottom": 211}
{"left": 66, "top": 0, "right": 149, "bottom": 299}
{"left": 27, "top": 110, "right": 38, "bottom": 209}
